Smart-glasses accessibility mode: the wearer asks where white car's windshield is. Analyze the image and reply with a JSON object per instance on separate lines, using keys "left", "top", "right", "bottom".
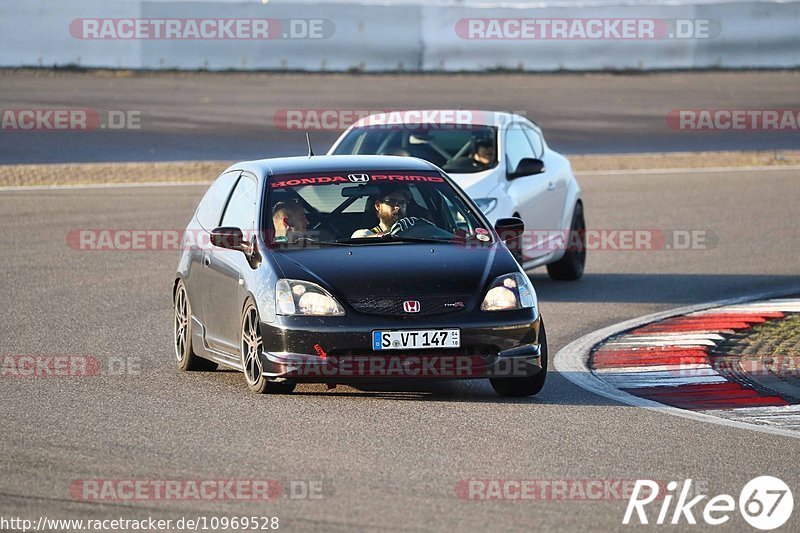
{"left": 331, "top": 126, "right": 498, "bottom": 174}
{"left": 266, "top": 171, "right": 493, "bottom": 247}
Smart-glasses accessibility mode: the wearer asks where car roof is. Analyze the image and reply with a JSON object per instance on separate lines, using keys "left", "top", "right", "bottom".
{"left": 227, "top": 155, "right": 442, "bottom": 178}
{"left": 350, "top": 110, "right": 528, "bottom": 128}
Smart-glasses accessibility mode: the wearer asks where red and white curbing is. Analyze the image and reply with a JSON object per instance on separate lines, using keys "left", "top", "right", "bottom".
{"left": 555, "top": 295, "right": 800, "bottom": 438}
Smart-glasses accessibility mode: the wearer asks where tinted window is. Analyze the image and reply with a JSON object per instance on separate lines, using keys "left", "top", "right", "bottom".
{"left": 523, "top": 126, "right": 544, "bottom": 158}
{"left": 220, "top": 175, "right": 257, "bottom": 231}
{"left": 505, "top": 127, "right": 535, "bottom": 174}
{"left": 331, "top": 126, "right": 498, "bottom": 174}
{"left": 196, "top": 171, "right": 240, "bottom": 230}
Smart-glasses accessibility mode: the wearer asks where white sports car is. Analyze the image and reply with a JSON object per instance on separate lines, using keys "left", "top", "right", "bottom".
{"left": 328, "top": 110, "right": 585, "bottom": 280}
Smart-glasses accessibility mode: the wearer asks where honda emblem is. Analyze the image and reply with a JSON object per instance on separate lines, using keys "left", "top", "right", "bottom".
{"left": 403, "top": 300, "right": 421, "bottom": 313}
{"left": 347, "top": 173, "right": 370, "bottom": 183}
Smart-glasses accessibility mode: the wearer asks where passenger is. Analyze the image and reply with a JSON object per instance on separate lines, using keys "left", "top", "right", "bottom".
{"left": 351, "top": 187, "right": 412, "bottom": 238}
{"left": 272, "top": 201, "right": 309, "bottom": 243}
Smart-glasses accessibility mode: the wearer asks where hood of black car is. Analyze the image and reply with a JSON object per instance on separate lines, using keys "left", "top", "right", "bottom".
{"left": 269, "top": 242, "right": 514, "bottom": 305}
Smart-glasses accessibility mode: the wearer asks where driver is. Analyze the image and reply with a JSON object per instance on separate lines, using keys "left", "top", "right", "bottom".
{"left": 471, "top": 138, "right": 496, "bottom": 167}
{"left": 448, "top": 137, "right": 496, "bottom": 172}
{"left": 351, "top": 186, "right": 412, "bottom": 238}
{"left": 272, "top": 200, "right": 309, "bottom": 243}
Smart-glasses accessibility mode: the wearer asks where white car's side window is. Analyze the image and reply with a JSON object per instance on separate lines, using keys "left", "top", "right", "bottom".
{"left": 522, "top": 126, "right": 544, "bottom": 159}
{"left": 505, "top": 125, "right": 535, "bottom": 175}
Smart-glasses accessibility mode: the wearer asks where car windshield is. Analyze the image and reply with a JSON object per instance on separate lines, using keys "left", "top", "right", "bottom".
{"left": 331, "top": 126, "right": 498, "bottom": 174}
{"left": 266, "top": 171, "right": 493, "bottom": 248}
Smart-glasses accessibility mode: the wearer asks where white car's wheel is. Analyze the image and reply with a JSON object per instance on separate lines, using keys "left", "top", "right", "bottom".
{"left": 547, "top": 203, "right": 585, "bottom": 281}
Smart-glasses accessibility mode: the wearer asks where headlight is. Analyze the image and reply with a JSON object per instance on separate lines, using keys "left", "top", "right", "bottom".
{"left": 480, "top": 273, "right": 536, "bottom": 311}
{"left": 474, "top": 198, "right": 498, "bottom": 215}
{"left": 276, "top": 279, "right": 345, "bottom": 316}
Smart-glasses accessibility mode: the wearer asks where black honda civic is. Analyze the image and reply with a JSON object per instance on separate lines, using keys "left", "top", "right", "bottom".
{"left": 173, "top": 155, "right": 546, "bottom": 396}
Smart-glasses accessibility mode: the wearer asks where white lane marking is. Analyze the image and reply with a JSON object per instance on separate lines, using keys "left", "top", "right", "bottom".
{"left": 600, "top": 367, "right": 720, "bottom": 378}
{"left": 703, "top": 405, "right": 800, "bottom": 430}
{"left": 594, "top": 363, "right": 712, "bottom": 374}
{"left": 603, "top": 376, "right": 729, "bottom": 388}
{"left": 553, "top": 288, "right": 800, "bottom": 439}
{"left": 603, "top": 340, "right": 717, "bottom": 347}
{"left": 602, "top": 369, "right": 725, "bottom": 388}
{"left": 577, "top": 164, "right": 800, "bottom": 176}
{"left": 695, "top": 299, "right": 800, "bottom": 313}
{"left": 629, "top": 329, "right": 737, "bottom": 335}
{"left": 610, "top": 333, "right": 726, "bottom": 341}
{"left": 0, "top": 181, "right": 211, "bottom": 192}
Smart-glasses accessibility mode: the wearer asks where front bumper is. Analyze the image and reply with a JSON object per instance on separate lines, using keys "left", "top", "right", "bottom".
{"left": 258, "top": 312, "right": 543, "bottom": 383}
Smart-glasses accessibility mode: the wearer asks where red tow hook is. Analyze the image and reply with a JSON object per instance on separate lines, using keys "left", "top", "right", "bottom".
{"left": 313, "top": 343, "right": 327, "bottom": 360}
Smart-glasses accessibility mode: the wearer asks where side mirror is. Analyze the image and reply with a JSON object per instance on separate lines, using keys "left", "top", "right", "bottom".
{"left": 495, "top": 217, "right": 525, "bottom": 245}
{"left": 508, "top": 158, "right": 545, "bottom": 179}
{"left": 210, "top": 226, "right": 248, "bottom": 253}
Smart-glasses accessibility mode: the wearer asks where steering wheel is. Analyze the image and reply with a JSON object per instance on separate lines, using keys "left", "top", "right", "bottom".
{"left": 389, "top": 216, "right": 436, "bottom": 236}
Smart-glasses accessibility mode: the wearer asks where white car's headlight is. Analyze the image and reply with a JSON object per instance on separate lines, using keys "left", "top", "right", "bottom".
{"left": 481, "top": 273, "right": 536, "bottom": 311}
{"left": 276, "top": 279, "right": 345, "bottom": 316}
{"left": 474, "top": 198, "right": 498, "bottom": 215}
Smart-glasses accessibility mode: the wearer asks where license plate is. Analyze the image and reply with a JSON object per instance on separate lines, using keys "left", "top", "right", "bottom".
{"left": 372, "top": 329, "right": 461, "bottom": 350}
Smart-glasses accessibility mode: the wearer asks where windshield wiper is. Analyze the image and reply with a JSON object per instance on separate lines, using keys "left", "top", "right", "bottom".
{"left": 333, "top": 233, "right": 492, "bottom": 245}
{"left": 330, "top": 237, "right": 388, "bottom": 245}
{"left": 381, "top": 234, "right": 458, "bottom": 244}
{"left": 272, "top": 238, "right": 348, "bottom": 248}
{"left": 331, "top": 235, "right": 453, "bottom": 245}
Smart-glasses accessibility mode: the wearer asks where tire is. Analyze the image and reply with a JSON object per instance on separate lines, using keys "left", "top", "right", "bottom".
{"left": 546, "top": 202, "right": 585, "bottom": 281}
{"left": 174, "top": 280, "right": 218, "bottom": 371}
{"left": 510, "top": 212, "right": 524, "bottom": 265}
{"left": 241, "top": 300, "right": 296, "bottom": 394}
{"left": 490, "top": 320, "right": 548, "bottom": 397}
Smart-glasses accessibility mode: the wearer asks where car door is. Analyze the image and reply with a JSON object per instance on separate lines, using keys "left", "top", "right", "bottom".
{"left": 202, "top": 172, "right": 258, "bottom": 354}
{"left": 523, "top": 125, "right": 568, "bottom": 234}
{"left": 504, "top": 123, "right": 552, "bottom": 260}
{"left": 189, "top": 170, "right": 241, "bottom": 329}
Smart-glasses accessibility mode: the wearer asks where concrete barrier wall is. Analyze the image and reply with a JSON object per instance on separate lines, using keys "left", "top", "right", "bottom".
{"left": 1, "top": 1, "right": 798, "bottom": 71}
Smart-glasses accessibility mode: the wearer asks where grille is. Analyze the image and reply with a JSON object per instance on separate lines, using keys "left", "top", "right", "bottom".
{"left": 347, "top": 295, "right": 472, "bottom": 316}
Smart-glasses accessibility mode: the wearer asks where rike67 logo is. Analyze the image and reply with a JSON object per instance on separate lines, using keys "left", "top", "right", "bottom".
{"left": 624, "top": 477, "right": 793, "bottom": 530}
